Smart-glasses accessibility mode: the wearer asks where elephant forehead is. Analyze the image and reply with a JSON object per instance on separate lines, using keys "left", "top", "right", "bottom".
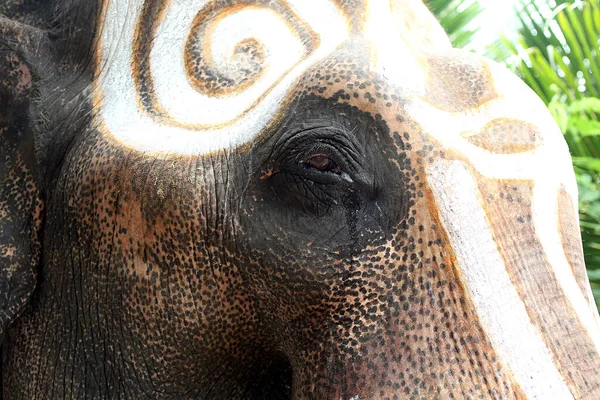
{"left": 93, "top": 0, "right": 451, "bottom": 155}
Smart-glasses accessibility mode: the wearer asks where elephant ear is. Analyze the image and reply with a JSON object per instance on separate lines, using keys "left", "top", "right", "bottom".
{"left": 0, "top": 21, "right": 45, "bottom": 342}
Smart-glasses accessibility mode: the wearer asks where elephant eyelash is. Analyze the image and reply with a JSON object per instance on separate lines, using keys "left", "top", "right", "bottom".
{"left": 299, "top": 153, "right": 341, "bottom": 174}
{"left": 290, "top": 153, "right": 354, "bottom": 185}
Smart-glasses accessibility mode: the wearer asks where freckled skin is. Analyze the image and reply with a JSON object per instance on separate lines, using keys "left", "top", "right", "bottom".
{"left": 1, "top": 1, "right": 599, "bottom": 399}
{"left": 0, "top": 39, "right": 42, "bottom": 347}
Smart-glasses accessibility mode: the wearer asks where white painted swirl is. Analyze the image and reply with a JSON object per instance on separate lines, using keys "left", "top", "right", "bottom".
{"left": 152, "top": 4, "right": 304, "bottom": 126}
{"left": 96, "top": 0, "right": 349, "bottom": 154}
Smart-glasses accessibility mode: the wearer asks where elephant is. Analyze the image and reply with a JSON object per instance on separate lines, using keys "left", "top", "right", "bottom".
{"left": 1, "top": 0, "right": 600, "bottom": 398}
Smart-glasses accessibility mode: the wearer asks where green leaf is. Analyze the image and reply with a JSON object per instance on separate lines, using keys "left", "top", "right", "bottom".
{"left": 425, "top": 0, "right": 483, "bottom": 48}
{"left": 572, "top": 156, "right": 600, "bottom": 172}
{"left": 588, "top": 269, "right": 600, "bottom": 282}
{"left": 571, "top": 117, "right": 600, "bottom": 137}
{"left": 578, "top": 182, "right": 600, "bottom": 202}
{"left": 568, "top": 98, "right": 600, "bottom": 114}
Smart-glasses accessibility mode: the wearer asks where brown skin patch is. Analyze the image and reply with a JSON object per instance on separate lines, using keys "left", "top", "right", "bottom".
{"left": 6, "top": 134, "right": 276, "bottom": 398}
{"left": 5, "top": 52, "right": 32, "bottom": 94}
{"left": 186, "top": 4, "right": 287, "bottom": 97}
{"left": 331, "top": 0, "right": 367, "bottom": 33}
{"left": 463, "top": 118, "right": 543, "bottom": 154}
{"left": 187, "top": 36, "right": 267, "bottom": 96}
{"left": 558, "top": 186, "right": 596, "bottom": 313}
{"left": 423, "top": 51, "right": 498, "bottom": 112}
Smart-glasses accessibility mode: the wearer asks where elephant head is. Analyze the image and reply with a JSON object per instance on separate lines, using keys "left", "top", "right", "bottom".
{"left": 2, "top": 0, "right": 599, "bottom": 398}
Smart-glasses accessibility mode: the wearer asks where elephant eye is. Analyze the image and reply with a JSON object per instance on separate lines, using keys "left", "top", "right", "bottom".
{"left": 301, "top": 153, "right": 340, "bottom": 173}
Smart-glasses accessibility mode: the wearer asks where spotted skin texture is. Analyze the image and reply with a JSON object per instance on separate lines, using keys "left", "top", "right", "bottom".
{"left": 0, "top": 42, "right": 43, "bottom": 343}
{"left": 558, "top": 187, "right": 592, "bottom": 306}
{"left": 479, "top": 179, "right": 600, "bottom": 396}
{"left": 422, "top": 53, "right": 497, "bottom": 113}
{"left": 463, "top": 119, "right": 542, "bottom": 154}
{"left": 240, "top": 67, "right": 525, "bottom": 399}
{"left": 2, "top": 0, "right": 600, "bottom": 399}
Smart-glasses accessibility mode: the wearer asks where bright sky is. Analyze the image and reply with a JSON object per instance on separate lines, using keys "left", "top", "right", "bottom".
{"left": 466, "top": 0, "right": 522, "bottom": 52}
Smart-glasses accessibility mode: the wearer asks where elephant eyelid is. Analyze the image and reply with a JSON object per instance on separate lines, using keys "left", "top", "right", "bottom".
{"left": 300, "top": 153, "right": 340, "bottom": 173}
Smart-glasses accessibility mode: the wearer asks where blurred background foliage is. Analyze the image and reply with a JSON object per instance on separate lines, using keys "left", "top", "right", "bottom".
{"left": 427, "top": 0, "right": 600, "bottom": 306}
{"left": 425, "top": 0, "right": 483, "bottom": 48}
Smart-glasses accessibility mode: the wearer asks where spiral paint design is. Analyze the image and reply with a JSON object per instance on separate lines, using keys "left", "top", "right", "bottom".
{"left": 96, "top": 0, "right": 349, "bottom": 154}
{"left": 183, "top": 3, "right": 316, "bottom": 98}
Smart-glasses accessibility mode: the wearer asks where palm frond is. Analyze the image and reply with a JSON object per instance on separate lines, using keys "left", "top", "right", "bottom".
{"left": 425, "top": 0, "right": 484, "bottom": 48}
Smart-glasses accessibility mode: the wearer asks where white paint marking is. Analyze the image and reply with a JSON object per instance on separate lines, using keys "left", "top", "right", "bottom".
{"left": 364, "top": 0, "right": 426, "bottom": 93}
{"left": 427, "top": 160, "right": 574, "bottom": 400}
{"left": 152, "top": 5, "right": 304, "bottom": 126}
{"left": 97, "top": 0, "right": 348, "bottom": 154}
{"left": 408, "top": 59, "right": 600, "bottom": 342}
{"left": 533, "top": 180, "right": 600, "bottom": 348}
